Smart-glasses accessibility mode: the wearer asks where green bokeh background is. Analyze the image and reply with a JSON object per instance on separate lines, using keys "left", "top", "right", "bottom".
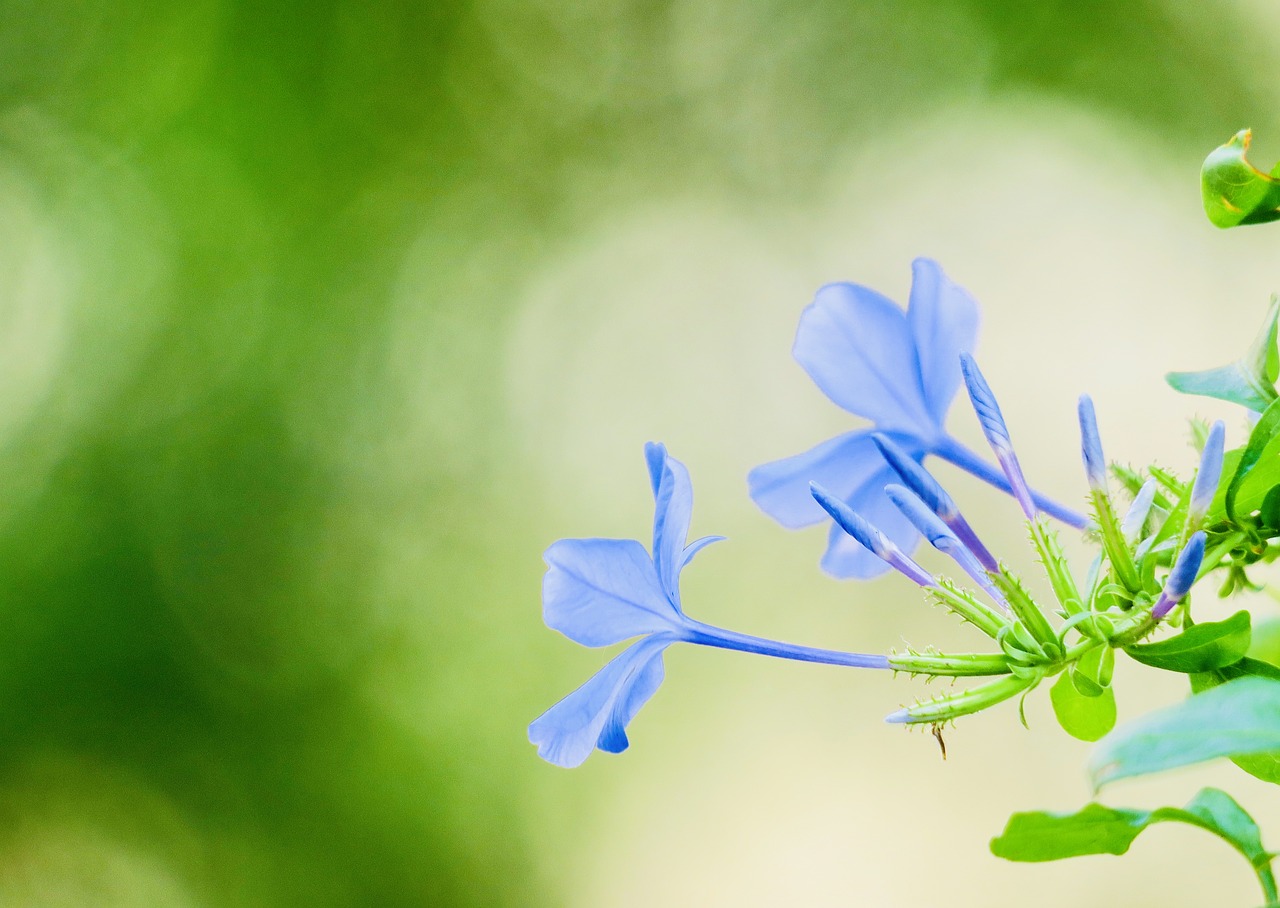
{"left": 2, "top": 2, "right": 1280, "bottom": 905}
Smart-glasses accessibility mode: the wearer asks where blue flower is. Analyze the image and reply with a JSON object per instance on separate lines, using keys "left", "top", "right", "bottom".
{"left": 750, "top": 258, "right": 1085, "bottom": 579}
{"left": 531, "top": 444, "right": 889, "bottom": 768}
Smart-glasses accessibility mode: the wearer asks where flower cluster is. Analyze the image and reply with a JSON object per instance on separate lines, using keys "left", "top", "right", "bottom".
{"left": 747, "top": 259, "right": 1085, "bottom": 579}
{"left": 530, "top": 260, "right": 1226, "bottom": 767}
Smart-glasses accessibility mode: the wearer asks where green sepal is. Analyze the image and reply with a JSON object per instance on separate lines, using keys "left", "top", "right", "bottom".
{"left": 1202, "top": 129, "right": 1280, "bottom": 228}
{"left": 893, "top": 673, "right": 1039, "bottom": 725}
{"left": 928, "top": 578, "right": 1008, "bottom": 639}
{"left": 1125, "top": 610, "right": 1252, "bottom": 674}
{"left": 1167, "top": 297, "right": 1280, "bottom": 413}
{"left": 1029, "top": 516, "right": 1084, "bottom": 612}
{"left": 888, "top": 651, "right": 1012, "bottom": 678}
{"left": 1088, "top": 490, "right": 1140, "bottom": 593}
{"left": 1050, "top": 671, "right": 1116, "bottom": 741}
{"left": 1112, "top": 464, "right": 1148, "bottom": 497}
{"left": 1146, "top": 467, "right": 1191, "bottom": 547}
{"left": 990, "top": 564, "right": 1059, "bottom": 656}
{"left": 991, "top": 789, "right": 1277, "bottom": 907}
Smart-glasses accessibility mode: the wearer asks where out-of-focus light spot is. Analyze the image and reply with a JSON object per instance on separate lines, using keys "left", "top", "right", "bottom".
{"left": 0, "top": 756, "right": 203, "bottom": 907}
{"left": 0, "top": 110, "right": 172, "bottom": 511}
{"left": 0, "top": 157, "right": 71, "bottom": 442}
{"left": 503, "top": 202, "right": 819, "bottom": 517}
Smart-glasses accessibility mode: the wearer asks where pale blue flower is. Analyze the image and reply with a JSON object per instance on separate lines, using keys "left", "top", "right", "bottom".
{"left": 750, "top": 259, "right": 1085, "bottom": 579}
{"left": 531, "top": 444, "right": 889, "bottom": 768}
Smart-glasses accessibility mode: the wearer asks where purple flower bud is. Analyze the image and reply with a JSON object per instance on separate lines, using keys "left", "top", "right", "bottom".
{"left": 885, "top": 484, "right": 1008, "bottom": 609}
{"left": 872, "top": 433, "right": 957, "bottom": 521}
{"left": 1151, "top": 531, "right": 1206, "bottom": 620}
{"left": 1077, "top": 394, "right": 1108, "bottom": 493}
{"left": 1188, "top": 421, "right": 1225, "bottom": 524}
{"left": 873, "top": 433, "right": 999, "bottom": 571}
{"left": 810, "top": 482, "right": 935, "bottom": 587}
{"left": 960, "top": 354, "right": 1037, "bottom": 520}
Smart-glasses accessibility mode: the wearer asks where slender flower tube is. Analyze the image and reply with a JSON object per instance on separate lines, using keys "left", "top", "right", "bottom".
{"left": 872, "top": 433, "right": 998, "bottom": 572}
{"left": 531, "top": 444, "right": 894, "bottom": 768}
{"left": 1187, "top": 420, "right": 1226, "bottom": 526}
{"left": 884, "top": 483, "right": 1007, "bottom": 608}
{"left": 960, "top": 354, "right": 1037, "bottom": 520}
{"left": 1151, "top": 531, "right": 1208, "bottom": 620}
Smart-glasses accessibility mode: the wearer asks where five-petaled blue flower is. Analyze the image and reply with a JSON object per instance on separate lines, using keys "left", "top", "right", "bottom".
{"left": 530, "top": 443, "right": 888, "bottom": 768}
{"left": 749, "top": 258, "right": 1085, "bottom": 579}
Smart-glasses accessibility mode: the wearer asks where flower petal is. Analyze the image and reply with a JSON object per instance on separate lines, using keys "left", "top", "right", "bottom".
{"left": 528, "top": 635, "right": 672, "bottom": 768}
{"left": 907, "top": 258, "right": 979, "bottom": 427}
{"left": 749, "top": 430, "right": 923, "bottom": 529}
{"left": 543, "top": 538, "right": 680, "bottom": 647}
{"left": 820, "top": 466, "right": 923, "bottom": 579}
{"left": 793, "top": 281, "right": 935, "bottom": 435}
{"left": 644, "top": 442, "right": 693, "bottom": 606}
{"left": 681, "top": 534, "right": 725, "bottom": 570}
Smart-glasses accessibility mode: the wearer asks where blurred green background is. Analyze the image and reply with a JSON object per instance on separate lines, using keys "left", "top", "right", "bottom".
{"left": 2, "top": 1, "right": 1280, "bottom": 905}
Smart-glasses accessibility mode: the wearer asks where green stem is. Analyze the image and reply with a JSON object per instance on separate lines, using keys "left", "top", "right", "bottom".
{"left": 1256, "top": 862, "right": 1278, "bottom": 908}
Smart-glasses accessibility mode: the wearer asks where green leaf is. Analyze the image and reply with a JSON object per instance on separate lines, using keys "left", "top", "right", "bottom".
{"left": 1051, "top": 671, "right": 1116, "bottom": 742}
{"left": 1192, "top": 655, "right": 1280, "bottom": 784}
{"left": 1125, "top": 611, "right": 1252, "bottom": 673}
{"left": 991, "top": 788, "right": 1269, "bottom": 865}
{"left": 1090, "top": 677, "right": 1280, "bottom": 787}
{"left": 1250, "top": 618, "right": 1280, "bottom": 667}
{"left": 1261, "top": 485, "right": 1280, "bottom": 531}
{"left": 1202, "top": 129, "right": 1280, "bottom": 228}
{"left": 1167, "top": 297, "right": 1280, "bottom": 413}
{"left": 991, "top": 789, "right": 1279, "bottom": 907}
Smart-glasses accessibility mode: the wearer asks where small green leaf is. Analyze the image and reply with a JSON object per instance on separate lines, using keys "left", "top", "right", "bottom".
{"left": 991, "top": 789, "right": 1279, "bottom": 908}
{"left": 1090, "top": 677, "right": 1280, "bottom": 787}
{"left": 1167, "top": 297, "right": 1280, "bottom": 413}
{"left": 1125, "top": 611, "right": 1252, "bottom": 673}
{"left": 1202, "top": 129, "right": 1280, "bottom": 228}
{"left": 1261, "top": 485, "right": 1280, "bottom": 531}
{"left": 1051, "top": 671, "right": 1116, "bottom": 742}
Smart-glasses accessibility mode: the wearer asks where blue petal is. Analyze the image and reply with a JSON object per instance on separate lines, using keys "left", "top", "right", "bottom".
{"left": 681, "top": 534, "right": 725, "bottom": 568}
{"left": 528, "top": 635, "right": 672, "bottom": 768}
{"left": 749, "top": 430, "right": 923, "bottom": 529}
{"left": 907, "top": 258, "right": 980, "bottom": 427}
{"left": 543, "top": 538, "right": 681, "bottom": 647}
{"left": 644, "top": 442, "right": 693, "bottom": 607}
{"left": 792, "top": 282, "right": 936, "bottom": 436}
{"left": 820, "top": 466, "right": 923, "bottom": 579}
